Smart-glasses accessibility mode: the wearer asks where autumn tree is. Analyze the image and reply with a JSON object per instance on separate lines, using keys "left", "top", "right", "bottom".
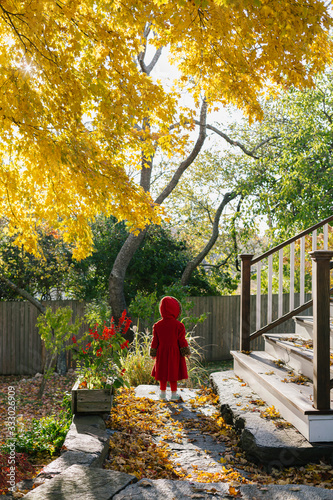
{"left": 162, "top": 149, "right": 259, "bottom": 294}
{"left": 0, "top": 0, "right": 332, "bottom": 317}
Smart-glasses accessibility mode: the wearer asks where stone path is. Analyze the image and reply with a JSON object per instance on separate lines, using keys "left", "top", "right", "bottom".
{"left": 20, "top": 374, "right": 333, "bottom": 499}
{"left": 133, "top": 385, "right": 231, "bottom": 481}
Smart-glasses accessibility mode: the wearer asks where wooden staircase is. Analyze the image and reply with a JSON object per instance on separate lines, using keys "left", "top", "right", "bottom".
{"left": 231, "top": 216, "right": 333, "bottom": 443}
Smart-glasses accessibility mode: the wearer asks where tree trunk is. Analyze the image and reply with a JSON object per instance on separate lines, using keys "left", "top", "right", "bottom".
{"left": 37, "top": 349, "right": 57, "bottom": 399}
{"left": 181, "top": 192, "right": 237, "bottom": 286}
{"left": 108, "top": 101, "right": 208, "bottom": 325}
{"left": 108, "top": 230, "right": 147, "bottom": 326}
{"left": 57, "top": 348, "right": 67, "bottom": 376}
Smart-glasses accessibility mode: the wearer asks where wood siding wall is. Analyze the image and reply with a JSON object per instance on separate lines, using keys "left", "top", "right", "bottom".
{"left": 0, "top": 294, "right": 312, "bottom": 375}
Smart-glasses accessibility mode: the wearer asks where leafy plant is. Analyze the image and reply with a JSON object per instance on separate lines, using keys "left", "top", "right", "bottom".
{"left": 71, "top": 305, "right": 131, "bottom": 389}
{"left": 36, "top": 306, "right": 83, "bottom": 397}
{"left": 1, "top": 394, "right": 72, "bottom": 458}
{"left": 37, "top": 306, "right": 82, "bottom": 357}
{"left": 83, "top": 299, "right": 112, "bottom": 328}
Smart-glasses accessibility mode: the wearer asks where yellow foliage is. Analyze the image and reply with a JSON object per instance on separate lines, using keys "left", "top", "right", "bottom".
{"left": 0, "top": 0, "right": 332, "bottom": 258}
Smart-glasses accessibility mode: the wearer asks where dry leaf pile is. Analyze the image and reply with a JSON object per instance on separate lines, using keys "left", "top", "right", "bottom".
{"left": 104, "top": 387, "right": 333, "bottom": 489}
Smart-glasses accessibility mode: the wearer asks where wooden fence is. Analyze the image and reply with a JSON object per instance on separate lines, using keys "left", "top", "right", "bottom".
{"left": 0, "top": 294, "right": 312, "bottom": 375}
{"left": 190, "top": 293, "right": 311, "bottom": 361}
{"left": 0, "top": 300, "right": 87, "bottom": 376}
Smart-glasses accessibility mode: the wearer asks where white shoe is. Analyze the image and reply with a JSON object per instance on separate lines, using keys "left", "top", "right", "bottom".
{"left": 159, "top": 391, "right": 166, "bottom": 400}
{"left": 170, "top": 392, "right": 180, "bottom": 401}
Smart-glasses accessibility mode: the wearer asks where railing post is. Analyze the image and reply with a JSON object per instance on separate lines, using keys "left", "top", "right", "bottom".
{"left": 309, "top": 250, "right": 333, "bottom": 410}
{"left": 240, "top": 254, "right": 254, "bottom": 352}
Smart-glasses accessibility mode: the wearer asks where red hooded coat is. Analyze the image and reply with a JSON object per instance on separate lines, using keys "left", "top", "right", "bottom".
{"left": 151, "top": 296, "right": 189, "bottom": 382}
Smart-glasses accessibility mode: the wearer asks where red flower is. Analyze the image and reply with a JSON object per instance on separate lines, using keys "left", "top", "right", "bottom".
{"left": 96, "top": 347, "right": 102, "bottom": 357}
{"left": 124, "top": 318, "right": 132, "bottom": 334}
{"left": 86, "top": 342, "right": 91, "bottom": 349}
{"left": 72, "top": 336, "right": 77, "bottom": 343}
{"left": 120, "top": 340, "right": 129, "bottom": 350}
{"left": 119, "top": 310, "right": 127, "bottom": 325}
{"left": 103, "top": 326, "right": 114, "bottom": 339}
{"left": 121, "top": 368, "right": 126, "bottom": 375}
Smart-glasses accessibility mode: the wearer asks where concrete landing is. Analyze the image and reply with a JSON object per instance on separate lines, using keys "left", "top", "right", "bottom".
{"left": 210, "top": 370, "right": 333, "bottom": 466}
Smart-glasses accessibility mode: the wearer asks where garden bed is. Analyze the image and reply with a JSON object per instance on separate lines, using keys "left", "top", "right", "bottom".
{"left": 0, "top": 372, "right": 76, "bottom": 496}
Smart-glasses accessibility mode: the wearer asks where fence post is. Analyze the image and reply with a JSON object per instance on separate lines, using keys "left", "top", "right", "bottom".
{"left": 309, "top": 250, "right": 333, "bottom": 410}
{"left": 240, "top": 254, "right": 254, "bottom": 352}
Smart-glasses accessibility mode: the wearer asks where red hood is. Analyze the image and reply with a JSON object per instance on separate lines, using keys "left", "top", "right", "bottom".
{"left": 159, "top": 296, "right": 181, "bottom": 319}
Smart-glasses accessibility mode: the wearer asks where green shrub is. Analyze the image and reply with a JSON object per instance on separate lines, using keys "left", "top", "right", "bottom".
{"left": 128, "top": 282, "right": 208, "bottom": 332}
{"left": 1, "top": 393, "right": 72, "bottom": 458}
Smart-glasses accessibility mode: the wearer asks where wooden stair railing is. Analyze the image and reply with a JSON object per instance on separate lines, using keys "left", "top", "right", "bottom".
{"left": 239, "top": 214, "right": 333, "bottom": 411}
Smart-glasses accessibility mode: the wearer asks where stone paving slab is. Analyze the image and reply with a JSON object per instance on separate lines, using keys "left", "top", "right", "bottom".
{"left": 134, "top": 385, "right": 227, "bottom": 476}
{"left": 22, "top": 465, "right": 137, "bottom": 499}
{"left": 114, "top": 479, "right": 333, "bottom": 500}
{"left": 210, "top": 370, "right": 333, "bottom": 466}
{"left": 63, "top": 414, "right": 109, "bottom": 456}
{"left": 17, "top": 415, "right": 112, "bottom": 497}
{"left": 40, "top": 450, "right": 102, "bottom": 475}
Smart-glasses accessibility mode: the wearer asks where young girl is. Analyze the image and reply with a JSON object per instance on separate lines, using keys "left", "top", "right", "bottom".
{"left": 150, "top": 296, "right": 191, "bottom": 400}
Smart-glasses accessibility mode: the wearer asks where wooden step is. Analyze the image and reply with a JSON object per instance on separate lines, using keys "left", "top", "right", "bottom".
{"left": 231, "top": 350, "right": 333, "bottom": 443}
{"left": 294, "top": 316, "right": 333, "bottom": 347}
{"left": 263, "top": 333, "right": 333, "bottom": 381}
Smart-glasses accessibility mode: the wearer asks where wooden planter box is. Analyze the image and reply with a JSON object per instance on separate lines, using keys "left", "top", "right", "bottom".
{"left": 71, "top": 380, "right": 114, "bottom": 414}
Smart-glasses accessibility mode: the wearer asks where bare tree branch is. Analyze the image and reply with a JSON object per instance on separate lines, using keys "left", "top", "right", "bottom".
{"left": 188, "top": 195, "right": 215, "bottom": 226}
{"left": 0, "top": 275, "right": 46, "bottom": 314}
{"left": 168, "top": 119, "right": 279, "bottom": 158}
{"left": 137, "top": 22, "right": 163, "bottom": 76}
{"left": 193, "top": 121, "right": 279, "bottom": 158}
{"left": 145, "top": 46, "right": 163, "bottom": 75}
{"left": 155, "top": 100, "right": 208, "bottom": 205}
{"left": 181, "top": 191, "right": 238, "bottom": 286}
{"left": 200, "top": 251, "right": 233, "bottom": 269}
